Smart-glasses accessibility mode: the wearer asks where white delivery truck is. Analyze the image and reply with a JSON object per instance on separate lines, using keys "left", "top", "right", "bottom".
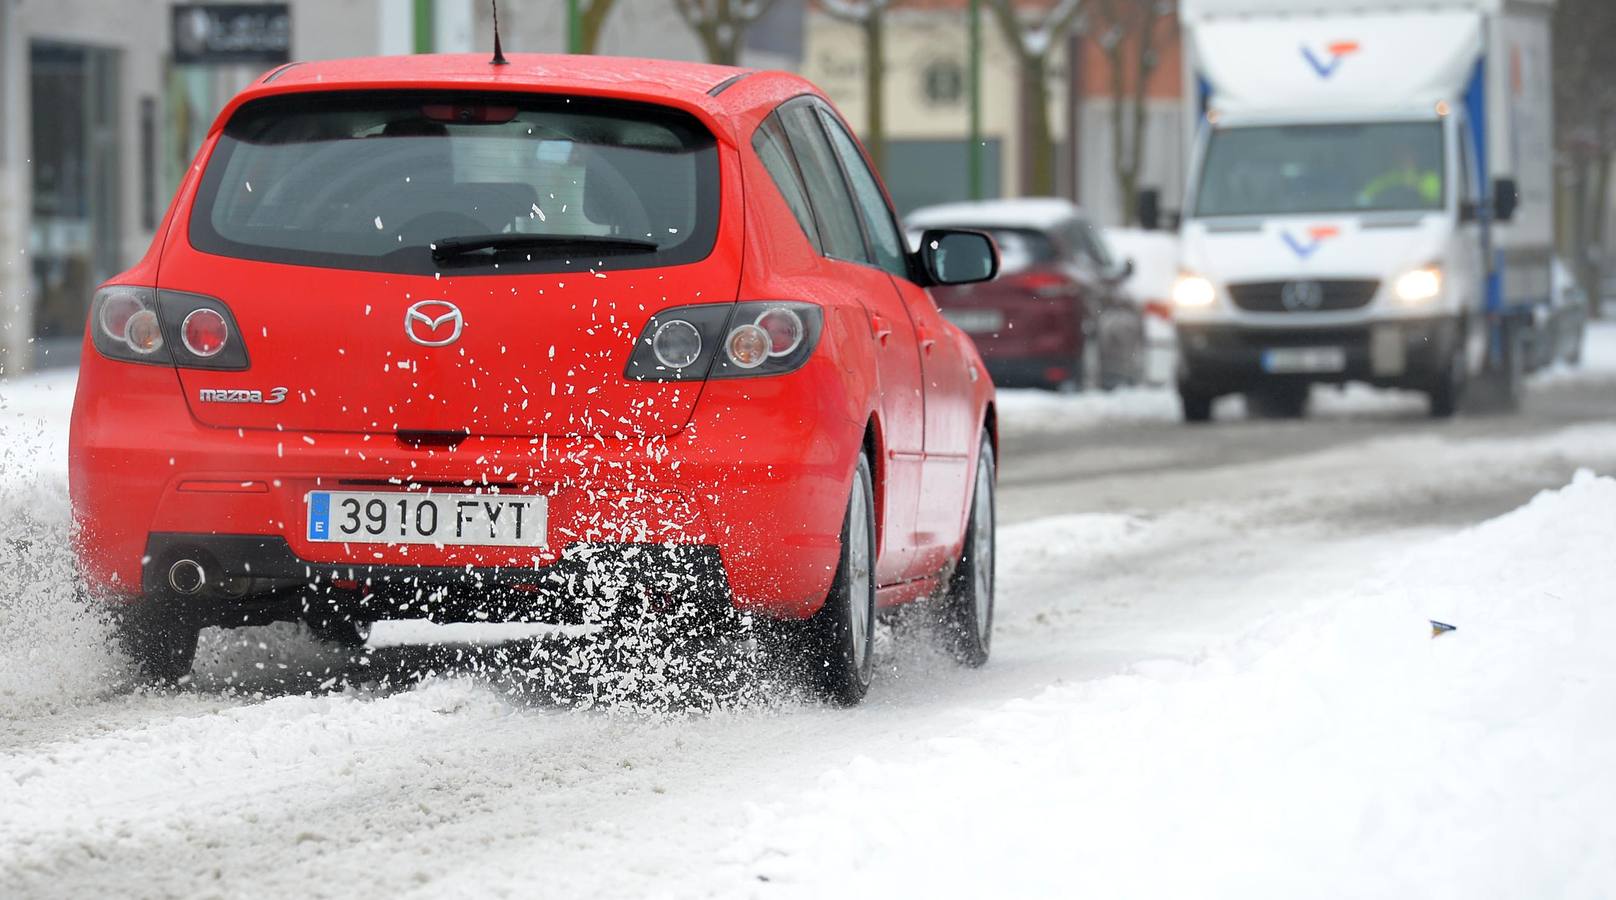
{"left": 1146, "top": 0, "right": 1555, "bottom": 421}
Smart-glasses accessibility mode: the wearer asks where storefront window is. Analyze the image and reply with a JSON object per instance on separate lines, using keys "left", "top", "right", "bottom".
{"left": 29, "top": 41, "right": 122, "bottom": 363}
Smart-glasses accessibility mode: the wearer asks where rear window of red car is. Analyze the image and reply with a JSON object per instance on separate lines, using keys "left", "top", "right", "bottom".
{"left": 191, "top": 91, "right": 720, "bottom": 275}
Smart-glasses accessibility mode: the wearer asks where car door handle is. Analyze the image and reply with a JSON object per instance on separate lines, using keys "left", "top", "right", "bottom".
{"left": 917, "top": 327, "right": 938, "bottom": 354}
{"left": 870, "top": 313, "right": 893, "bottom": 345}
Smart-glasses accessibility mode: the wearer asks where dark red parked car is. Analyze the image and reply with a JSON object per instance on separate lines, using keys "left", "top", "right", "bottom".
{"left": 907, "top": 198, "right": 1144, "bottom": 391}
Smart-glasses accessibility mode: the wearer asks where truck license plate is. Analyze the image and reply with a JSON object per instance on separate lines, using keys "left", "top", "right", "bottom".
{"left": 1261, "top": 347, "right": 1346, "bottom": 374}
{"left": 306, "top": 491, "right": 546, "bottom": 547}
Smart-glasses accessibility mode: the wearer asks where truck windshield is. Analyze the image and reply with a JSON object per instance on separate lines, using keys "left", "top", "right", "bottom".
{"left": 1194, "top": 122, "right": 1445, "bottom": 218}
{"left": 191, "top": 91, "right": 719, "bottom": 275}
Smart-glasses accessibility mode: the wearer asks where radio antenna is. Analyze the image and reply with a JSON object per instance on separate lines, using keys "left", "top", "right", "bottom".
{"left": 490, "top": 0, "right": 509, "bottom": 66}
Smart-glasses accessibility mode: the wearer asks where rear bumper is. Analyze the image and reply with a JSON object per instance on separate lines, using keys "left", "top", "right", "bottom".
{"left": 1176, "top": 317, "right": 1459, "bottom": 394}
{"left": 70, "top": 356, "right": 863, "bottom": 621}
{"left": 143, "top": 534, "right": 732, "bottom": 629}
{"left": 983, "top": 355, "right": 1079, "bottom": 388}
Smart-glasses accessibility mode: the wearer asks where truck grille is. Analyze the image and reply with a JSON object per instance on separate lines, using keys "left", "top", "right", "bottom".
{"left": 1228, "top": 279, "right": 1380, "bottom": 313}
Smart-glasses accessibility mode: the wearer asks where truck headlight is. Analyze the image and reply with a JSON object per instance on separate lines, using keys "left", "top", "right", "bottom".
{"left": 1172, "top": 274, "right": 1216, "bottom": 308}
{"left": 1393, "top": 266, "right": 1442, "bottom": 304}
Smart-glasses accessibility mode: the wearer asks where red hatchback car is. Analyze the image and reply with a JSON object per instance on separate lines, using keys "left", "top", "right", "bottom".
{"left": 68, "top": 54, "right": 1000, "bottom": 704}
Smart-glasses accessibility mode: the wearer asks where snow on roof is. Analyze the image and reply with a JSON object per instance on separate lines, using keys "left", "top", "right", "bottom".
{"left": 905, "top": 197, "right": 1085, "bottom": 231}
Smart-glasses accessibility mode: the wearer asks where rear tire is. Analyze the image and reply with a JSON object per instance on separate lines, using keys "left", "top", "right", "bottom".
{"left": 115, "top": 604, "right": 200, "bottom": 684}
{"left": 791, "top": 451, "right": 877, "bottom": 706}
{"left": 939, "top": 435, "right": 995, "bottom": 667}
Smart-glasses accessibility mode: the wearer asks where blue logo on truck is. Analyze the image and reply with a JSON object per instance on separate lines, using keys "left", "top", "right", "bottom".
{"left": 1281, "top": 226, "right": 1340, "bottom": 259}
{"left": 1301, "top": 41, "right": 1360, "bottom": 79}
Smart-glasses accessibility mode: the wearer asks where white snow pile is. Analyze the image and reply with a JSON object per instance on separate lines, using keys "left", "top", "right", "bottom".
{"left": 718, "top": 472, "right": 1616, "bottom": 898}
{"left": 998, "top": 318, "right": 1616, "bottom": 432}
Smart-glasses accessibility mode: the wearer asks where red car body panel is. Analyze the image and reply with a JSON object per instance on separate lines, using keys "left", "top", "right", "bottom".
{"left": 68, "top": 54, "right": 995, "bottom": 622}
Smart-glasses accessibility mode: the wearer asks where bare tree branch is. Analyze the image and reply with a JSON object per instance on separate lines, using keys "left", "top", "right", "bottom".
{"left": 673, "top": 0, "right": 786, "bottom": 65}
{"left": 984, "top": 0, "right": 1090, "bottom": 195}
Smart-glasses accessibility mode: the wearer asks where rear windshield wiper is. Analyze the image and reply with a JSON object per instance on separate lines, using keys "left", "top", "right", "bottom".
{"left": 430, "top": 233, "right": 660, "bottom": 263}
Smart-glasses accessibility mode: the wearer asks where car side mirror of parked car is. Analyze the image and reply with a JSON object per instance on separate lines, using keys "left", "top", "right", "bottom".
{"left": 918, "top": 229, "right": 999, "bottom": 286}
{"left": 1136, "top": 188, "right": 1162, "bottom": 231}
{"left": 1493, "top": 177, "right": 1519, "bottom": 223}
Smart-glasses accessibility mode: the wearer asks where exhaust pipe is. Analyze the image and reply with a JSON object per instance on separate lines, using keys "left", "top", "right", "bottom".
{"left": 168, "top": 559, "right": 207, "bottom": 595}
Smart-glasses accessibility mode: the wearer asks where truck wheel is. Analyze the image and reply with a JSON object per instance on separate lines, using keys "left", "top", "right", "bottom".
{"left": 115, "top": 604, "right": 201, "bottom": 684}
{"left": 1427, "top": 343, "right": 1466, "bottom": 419}
{"left": 938, "top": 435, "right": 995, "bottom": 667}
{"left": 1244, "top": 383, "right": 1309, "bottom": 419}
{"left": 1179, "top": 384, "right": 1214, "bottom": 423}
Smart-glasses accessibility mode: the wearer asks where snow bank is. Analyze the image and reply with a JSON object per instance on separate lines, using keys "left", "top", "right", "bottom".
{"left": 998, "top": 319, "right": 1616, "bottom": 432}
{"left": 718, "top": 473, "right": 1616, "bottom": 898}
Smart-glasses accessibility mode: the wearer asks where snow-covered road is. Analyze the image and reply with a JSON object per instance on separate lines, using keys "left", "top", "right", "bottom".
{"left": 2, "top": 326, "right": 1615, "bottom": 899}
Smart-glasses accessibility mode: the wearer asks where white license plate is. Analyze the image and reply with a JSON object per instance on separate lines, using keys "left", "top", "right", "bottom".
{"left": 1262, "top": 347, "right": 1346, "bottom": 374}
{"left": 306, "top": 491, "right": 546, "bottom": 547}
{"left": 943, "top": 308, "right": 1006, "bottom": 334}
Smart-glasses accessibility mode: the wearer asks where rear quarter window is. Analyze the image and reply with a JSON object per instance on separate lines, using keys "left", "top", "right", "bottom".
{"left": 191, "top": 91, "right": 720, "bottom": 275}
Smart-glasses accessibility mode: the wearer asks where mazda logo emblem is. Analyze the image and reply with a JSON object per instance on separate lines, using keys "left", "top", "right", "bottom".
{"left": 1280, "top": 280, "right": 1326, "bottom": 312}
{"left": 404, "top": 300, "right": 463, "bottom": 346}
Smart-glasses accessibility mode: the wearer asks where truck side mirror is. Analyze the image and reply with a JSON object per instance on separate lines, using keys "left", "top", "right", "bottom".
{"left": 1493, "top": 177, "right": 1519, "bottom": 223}
{"left": 1136, "top": 188, "right": 1162, "bottom": 231}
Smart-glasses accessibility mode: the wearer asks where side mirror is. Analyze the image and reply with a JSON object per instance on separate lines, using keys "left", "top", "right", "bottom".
{"left": 918, "top": 229, "right": 999, "bottom": 286}
{"left": 1493, "top": 177, "right": 1519, "bottom": 223}
{"left": 1136, "top": 188, "right": 1162, "bottom": 231}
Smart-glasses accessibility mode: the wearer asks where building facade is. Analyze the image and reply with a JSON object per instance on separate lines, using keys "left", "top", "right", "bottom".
{"left": 801, "top": 1, "right": 1185, "bottom": 221}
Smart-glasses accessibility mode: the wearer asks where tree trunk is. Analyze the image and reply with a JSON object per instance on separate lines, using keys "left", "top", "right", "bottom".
{"left": 1589, "top": 151, "right": 1613, "bottom": 317}
{"left": 1105, "top": 40, "right": 1130, "bottom": 223}
{"left": 864, "top": 13, "right": 886, "bottom": 173}
{"left": 580, "top": 0, "right": 618, "bottom": 54}
{"left": 1020, "top": 54, "right": 1056, "bottom": 196}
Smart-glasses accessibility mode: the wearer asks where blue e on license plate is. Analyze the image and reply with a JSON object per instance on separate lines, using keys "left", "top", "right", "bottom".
{"left": 306, "top": 491, "right": 546, "bottom": 547}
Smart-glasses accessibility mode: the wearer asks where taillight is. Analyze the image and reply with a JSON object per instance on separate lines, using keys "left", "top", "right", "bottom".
{"left": 650, "top": 319, "right": 703, "bottom": 370}
{"left": 1143, "top": 300, "right": 1174, "bottom": 321}
{"left": 181, "top": 308, "right": 230, "bottom": 358}
{"left": 97, "top": 290, "right": 145, "bottom": 343}
{"left": 1009, "top": 271, "right": 1070, "bottom": 292}
{"left": 724, "top": 323, "right": 771, "bottom": 369}
{"left": 88, "top": 287, "right": 249, "bottom": 370}
{"left": 754, "top": 306, "right": 806, "bottom": 356}
{"left": 125, "top": 309, "right": 166, "bottom": 356}
{"left": 625, "top": 301, "right": 823, "bottom": 381}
